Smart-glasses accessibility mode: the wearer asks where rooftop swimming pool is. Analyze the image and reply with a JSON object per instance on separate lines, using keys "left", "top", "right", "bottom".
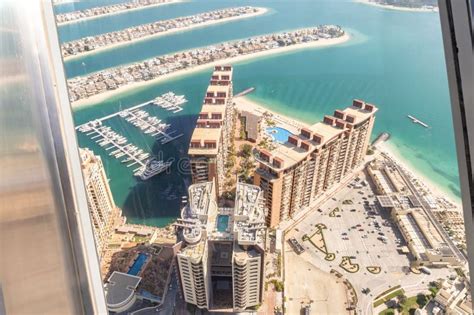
{"left": 216, "top": 215, "right": 229, "bottom": 232}
{"left": 127, "top": 253, "right": 148, "bottom": 276}
{"left": 266, "top": 127, "right": 293, "bottom": 144}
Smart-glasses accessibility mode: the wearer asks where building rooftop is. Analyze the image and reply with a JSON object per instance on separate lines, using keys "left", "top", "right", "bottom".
{"left": 179, "top": 182, "right": 217, "bottom": 245}
{"left": 104, "top": 272, "right": 141, "bottom": 310}
{"left": 255, "top": 101, "right": 378, "bottom": 171}
{"left": 179, "top": 239, "right": 206, "bottom": 262}
{"left": 233, "top": 243, "right": 261, "bottom": 264}
{"left": 200, "top": 104, "right": 226, "bottom": 116}
{"left": 188, "top": 128, "right": 222, "bottom": 156}
{"left": 234, "top": 183, "right": 266, "bottom": 246}
{"left": 188, "top": 182, "right": 214, "bottom": 217}
{"left": 308, "top": 121, "right": 345, "bottom": 143}
{"left": 177, "top": 181, "right": 266, "bottom": 258}
{"left": 342, "top": 104, "right": 379, "bottom": 125}
{"left": 207, "top": 84, "right": 231, "bottom": 94}
{"left": 188, "top": 65, "right": 233, "bottom": 157}
{"left": 394, "top": 208, "right": 454, "bottom": 260}
{"left": 212, "top": 65, "right": 233, "bottom": 77}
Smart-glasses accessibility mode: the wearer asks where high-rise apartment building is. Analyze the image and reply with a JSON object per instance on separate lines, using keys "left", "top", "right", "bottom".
{"left": 175, "top": 181, "right": 266, "bottom": 311}
{"left": 80, "top": 148, "right": 118, "bottom": 258}
{"left": 188, "top": 65, "right": 234, "bottom": 197}
{"left": 254, "top": 100, "right": 377, "bottom": 227}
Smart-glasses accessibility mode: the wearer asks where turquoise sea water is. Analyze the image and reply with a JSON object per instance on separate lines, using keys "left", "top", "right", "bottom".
{"left": 59, "top": 0, "right": 461, "bottom": 227}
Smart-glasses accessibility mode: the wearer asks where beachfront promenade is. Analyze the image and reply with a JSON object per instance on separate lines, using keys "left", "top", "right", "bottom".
{"left": 61, "top": 7, "right": 266, "bottom": 59}
{"left": 55, "top": 0, "right": 179, "bottom": 25}
{"left": 67, "top": 25, "right": 346, "bottom": 104}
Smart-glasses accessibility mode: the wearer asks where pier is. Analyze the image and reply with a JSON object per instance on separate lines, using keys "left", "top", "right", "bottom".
{"left": 234, "top": 87, "right": 255, "bottom": 98}
{"left": 121, "top": 107, "right": 184, "bottom": 144}
{"left": 75, "top": 92, "right": 186, "bottom": 177}
{"left": 372, "top": 132, "right": 390, "bottom": 147}
{"left": 76, "top": 92, "right": 185, "bottom": 145}
{"left": 407, "top": 115, "right": 429, "bottom": 128}
{"left": 153, "top": 91, "right": 188, "bottom": 114}
{"left": 78, "top": 122, "right": 147, "bottom": 172}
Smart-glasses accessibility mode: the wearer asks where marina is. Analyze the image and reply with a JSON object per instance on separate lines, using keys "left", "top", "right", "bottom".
{"left": 153, "top": 91, "right": 187, "bottom": 114}
{"left": 78, "top": 121, "right": 147, "bottom": 170}
{"left": 75, "top": 91, "right": 187, "bottom": 179}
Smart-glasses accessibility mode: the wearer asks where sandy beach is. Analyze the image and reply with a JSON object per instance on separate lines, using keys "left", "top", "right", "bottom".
{"left": 234, "top": 95, "right": 309, "bottom": 134}
{"left": 72, "top": 32, "right": 350, "bottom": 108}
{"left": 355, "top": 0, "right": 438, "bottom": 13}
{"left": 235, "top": 94, "right": 462, "bottom": 211}
{"left": 57, "top": 0, "right": 184, "bottom": 27}
{"left": 63, "top": 7, "right": 269, "bottom": 61}
{"left": 377, "top": 141, "right": 462, "bottom": 209}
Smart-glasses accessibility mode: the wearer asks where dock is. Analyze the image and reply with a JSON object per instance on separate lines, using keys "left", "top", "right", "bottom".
{"left": 77, "top": 121, "right": 148, "bottom": 172}
{"left": 234, "top": 87, "right": 255, "bottom": 98}
{"left": 76, "top": 92, "right": 185, "bottom": 145}
{"left": 372, "top": 132, "right": 390, "bottom": 147}
{"left": 153, "top": 91, "right": 188, "bottom": 113}
{"left": 407, "top": 115, "right": 429, "bottom": 128}
{"left": 75, "top": 91, "right": 187, "bottom": 177}
{"left": 121, "top": 108, "right": 184, "bottom": 144}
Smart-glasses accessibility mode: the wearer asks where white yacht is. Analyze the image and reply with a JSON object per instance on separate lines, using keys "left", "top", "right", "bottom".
{"left": 135, "top": 158, "right": 172, "bottom": 180}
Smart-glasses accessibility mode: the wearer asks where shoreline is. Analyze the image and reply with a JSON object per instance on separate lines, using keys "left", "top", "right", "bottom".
{"left": 233, "top": 95, "right": 309, "bottom": 134}
{"left": 72, "top": 32, "right": 351, "bottom": 108}
{"left": 235, "top": 95, "right": 462, "bottom": 212}
{"left": 63, "top": 7, "right": 269, "bottom": 62}
{"left": 377, "top": 141, "right": 462, "bottom": 210}
{"left": 57, "top": 0, "right": 184, "bottom": 27}
{"left": 354, "top": 0, "right": 438, "bottom": 13}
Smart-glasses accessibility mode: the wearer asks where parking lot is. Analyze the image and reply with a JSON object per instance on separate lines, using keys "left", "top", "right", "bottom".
{"left": 285, "top": 171, "right": 453, "bottom": 314}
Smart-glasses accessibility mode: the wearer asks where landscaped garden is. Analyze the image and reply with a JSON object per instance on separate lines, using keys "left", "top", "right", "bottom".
{"left": 339, "top": 256, "right": 360, "bottom": 273}
{"left": 378, "top": 293, "right": 431, "bottom": 315}
{"left": 328, "top": 207, "right": 341, "bottom": 217}
{"left": 367, "top": 266, "right": 382, "bottom": 274}
{"left": 302, "top": 223, "right": 336, "bottom": 261}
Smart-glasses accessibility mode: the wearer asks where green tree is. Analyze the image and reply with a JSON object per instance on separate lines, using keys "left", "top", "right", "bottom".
{"left": 241, "top": 143, "right": 253, "bottom": 158}
{"left": 398, "top": 294, "right": 407, "bottom": 305}
{"left": 416, "top": 294, "right": 428, "bottom": 308}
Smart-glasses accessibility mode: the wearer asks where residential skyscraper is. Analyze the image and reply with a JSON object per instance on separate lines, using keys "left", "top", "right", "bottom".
{"left": 175, "top": 181, "right": 266, "bottom": 311}
{"left": 254, "top": 100, "right": 377, "bottom": 227}
{"left": 188, "top": 65, "right": 234, "bottom": 197}
{"left": 80, "top": 148, "right": 118, "bottom": 258}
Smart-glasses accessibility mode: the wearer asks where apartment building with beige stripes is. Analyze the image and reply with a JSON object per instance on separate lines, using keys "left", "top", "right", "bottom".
{"left": 79, "top": 148, "right": 119, "bottom": 259}
{"left": 254, "top": 99, "right": 378, "bottom": 227}
{"left": 188, "top": 65, "right": 234, "bottom": 197}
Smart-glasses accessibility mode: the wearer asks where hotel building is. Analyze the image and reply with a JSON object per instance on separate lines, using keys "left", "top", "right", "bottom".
{"left": 368, "top": 158, "right": 462, "bottom": 268}
{"left": 80, "top": 148, "right": 118, "bottom": 259}
{"left": 175, "top": 181, "right": 266, "bottom": 311}
{"left": 188, "top": 65, "right": 234, "bottom": 197}
{"left": 254, "top": 100, "right": 377, "bottom": 227}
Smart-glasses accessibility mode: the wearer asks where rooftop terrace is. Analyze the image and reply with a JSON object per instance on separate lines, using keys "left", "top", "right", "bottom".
{"left": 177, "top": 181, "right": 266, "bottom": 257}
{"left": 256, "top": 100, "right": 378, "bottom": 171}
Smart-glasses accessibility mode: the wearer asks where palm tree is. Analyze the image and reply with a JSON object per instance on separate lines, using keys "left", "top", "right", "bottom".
{"left": 398, "top": 293, "right": 407, "bottom": 306}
